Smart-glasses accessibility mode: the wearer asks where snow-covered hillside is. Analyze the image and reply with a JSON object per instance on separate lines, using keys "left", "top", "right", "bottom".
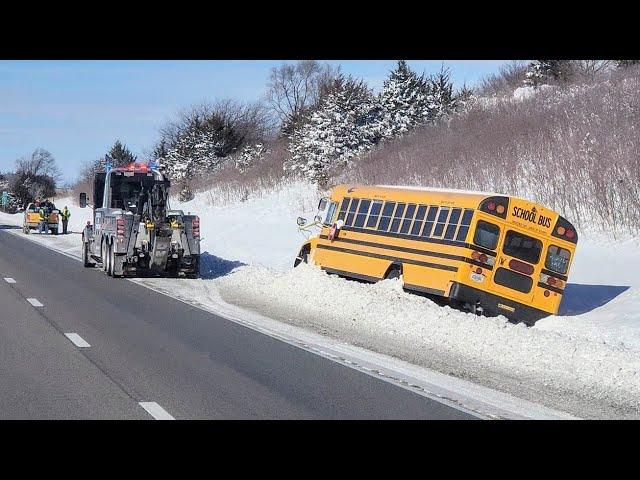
{"left": 2, "top": 183, "right": 640, "bottom": 418}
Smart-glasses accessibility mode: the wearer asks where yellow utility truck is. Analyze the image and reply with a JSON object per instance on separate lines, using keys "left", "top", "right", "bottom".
{"left": 23, "top": 201, "right": 60, "bottom": 235}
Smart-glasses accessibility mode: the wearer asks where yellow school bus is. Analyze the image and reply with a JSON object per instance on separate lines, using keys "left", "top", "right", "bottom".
{"left": 294, "top": 185, "right": 578, "bottom": 325}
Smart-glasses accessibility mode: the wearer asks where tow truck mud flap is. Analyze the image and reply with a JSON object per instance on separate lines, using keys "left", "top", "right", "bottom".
{"left": 150, "top": 236, "right": 172, "bottom": 269}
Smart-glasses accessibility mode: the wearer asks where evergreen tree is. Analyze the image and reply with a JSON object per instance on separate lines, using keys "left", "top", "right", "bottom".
{"left": 378, "top": 61, "right": 458, "bottom": 137}
{"left": 158, "top": 110, "right": 244, "bottom": 181}
{"left": 378, "top": 60, "right": 432, "bottom": 136}
{"left": 524, "top": 60, "right": 573, "bottom": 87}
{"left": 427, "top": 66, "right": 458, "bottom": 118}
{"left": 108, "top": 140, "right": 137, "bottom": 167}
{"left": 286, "top": 75, "right": 382, "bottom": 186}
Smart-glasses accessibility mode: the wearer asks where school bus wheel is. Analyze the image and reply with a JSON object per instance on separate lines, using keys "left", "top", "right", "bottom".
{"left": 294, "top": 245, "right": 311, "bottom": 267}
{"left": 384, "top": 264, "right": 403, "bottom": 280}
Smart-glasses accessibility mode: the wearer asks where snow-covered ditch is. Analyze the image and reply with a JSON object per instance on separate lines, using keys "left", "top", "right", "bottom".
{"left": 2, "top": 181, "right": 640, "bottom": 418}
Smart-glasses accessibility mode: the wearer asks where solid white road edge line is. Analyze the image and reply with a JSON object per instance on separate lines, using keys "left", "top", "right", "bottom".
{"left": 64, "top": 333, "right": 91, "bottom": 348}
{"left": 7, "top": 229, "right": 578, "bottom": 420}
{"left": 139, "top": 402, "right": 175, "bottom": 420}
{"left": 4, "top": 277, "right": 16, "bottom": 283}
{"left": 26, "top": 298, "right": 44, "bottom": 307}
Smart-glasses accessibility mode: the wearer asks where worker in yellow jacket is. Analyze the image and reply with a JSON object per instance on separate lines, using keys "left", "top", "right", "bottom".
{"left": 61, "top": 206, "right": 71, "bottom": 234}
{"left": 38, "top": 207, "right": 47, "bottom": 234}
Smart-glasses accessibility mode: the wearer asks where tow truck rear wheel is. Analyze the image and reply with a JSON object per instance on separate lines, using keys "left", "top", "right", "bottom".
{"left": 107, "top": 242, "right": 115, "bottom": 277}
{"left": 109, "top": 243, "right": 123, "bottom": 278}
{"left": 101, "top": 240, "right": 108, "bottom": 273}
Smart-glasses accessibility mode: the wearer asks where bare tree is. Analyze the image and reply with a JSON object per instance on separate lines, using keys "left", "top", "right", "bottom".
{"left": 570, "top": 60, "right": 614, "bottom": 81}
{"left": 265, "top": 60, "right": 341, "bottom": 133}
{"left": 477, "top": 61, "right": 529, "bottom": 96}
{"left": 15, "top": 148, "right": 62, "bottom": 182}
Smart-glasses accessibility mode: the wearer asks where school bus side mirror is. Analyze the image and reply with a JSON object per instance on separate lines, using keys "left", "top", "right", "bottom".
{"left": 79, "top": 192, "right": 88, "bottom": 208}
{"left": 297, "top": 217, "right": 307, "bottom": 226}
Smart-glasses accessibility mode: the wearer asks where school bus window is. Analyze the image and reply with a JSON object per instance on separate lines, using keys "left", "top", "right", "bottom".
{"left": 444, "top": 208, "right": 462, "bottom": 240}
{"left": 473, "top": 220, "right": 500, "bottom": 250}
{"left": 455, "top": 209, "right": 474, "bottom": 242}
{"left": 354, "top": 199, "right": 371, "bottom": 228}
{"left": 546, "top": 245, "right": 571, "bottom": 274}
{"left": 324, "top": 201, "right": 338, "bottom": 225}
{"left": 377, "top": 202, "right": 396, "bottom": 232}
{"left": 410, "top": 205, "right": 427, "bottom": 236}
{"left": 503, "top": 230, "right": 542, "bottom": 264}
{"left": 400, "top": 204, "right": 417, "bottom": 234}
{"left": 389, "top": 203, "right": 406, "bottom": 233}
{"left": 337, "top": 197, "right": 350, "bottom": 221}
{"left": 432, "top": 207, "right": 450, "bottom": 238}
{"left": 365, "top": 201, "right": 383, "bottom": 229}
{"left": 421, "top": 206, "right": 439, "bottom": 238}
{"left": 494, "top": 267, "right": 533, "bottom": 294}
{"left": 345, "top": 198, "right": 360, "bottom": 226}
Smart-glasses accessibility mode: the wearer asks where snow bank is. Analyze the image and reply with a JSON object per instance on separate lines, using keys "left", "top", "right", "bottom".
{"left": 215, "top": 263, "right": 640, "bottom": 418}
{"left": 513, "top": 84, "right": 554, "bottom": 101}
{"left": 171, "top": 180, "right": 322, "bottom": 269}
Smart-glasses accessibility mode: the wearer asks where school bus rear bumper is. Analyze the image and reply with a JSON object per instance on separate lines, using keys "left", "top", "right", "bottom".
{"left": 448, "top": 282, "right": 551, "bottom": 326}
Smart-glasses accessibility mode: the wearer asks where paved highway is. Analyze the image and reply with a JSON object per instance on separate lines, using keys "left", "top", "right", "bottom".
{"left": 0, "top": 226, "right": 474, "bottom": 419}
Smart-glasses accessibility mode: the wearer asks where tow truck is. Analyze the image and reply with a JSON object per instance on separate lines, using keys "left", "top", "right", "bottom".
{"left": 79, "top": 161, "right": 200, "bottom": 278}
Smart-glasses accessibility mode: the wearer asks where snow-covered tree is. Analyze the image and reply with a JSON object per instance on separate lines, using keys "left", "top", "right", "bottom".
{"left": 157, "top": 109, "right": 243, "bottom": 181}
{"left": 154, "top": 101, "right": 271, "bottom": 181}
{"left": 286, "top": 76, "right": 382, "bottom": 185}
{"left": 234, "top": 143, "right": 269, "bottom": 172}
{"left": 378, "top": 61, "right": 431, "bottom": 136}
{"left": 378, "top": 61, "right": 458, "bottom": 137}
{"left": 524, "top": 60, "right": 573, "bottom": 87}
{"left": 427, "top": 66, "right": 458, "bottom": 118}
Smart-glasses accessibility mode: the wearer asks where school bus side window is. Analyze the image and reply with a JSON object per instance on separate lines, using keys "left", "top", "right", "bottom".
{"left": 546, "top": 245, "right": 571, "bottom": 274}
{"left": 455, "top": 209, "right": 474, "bottom": 242}
{"left": 473, "top": 220, "right": 500, "bottom": 250}
{"left": 354, "top": 199, "right": 371, "bottom": 228}
{"left": 377, "top": 202, "right": 396, "bottom": 232}
{"left": 365, "top": 201, "right": 383, "bottom": 228}
{"left": 345, "top": 198, "right": 360, "bottom": 226}
{"left": 337, "top": 197, "right": 351, "bottom": 222}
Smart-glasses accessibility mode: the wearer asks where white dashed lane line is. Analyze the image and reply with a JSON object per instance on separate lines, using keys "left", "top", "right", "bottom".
{"left": 64, "top": 333, "right": 91, "bottom": 348}
{"left": 26, "top": 298, "right": 44, "bottom": 307}
{"left": 3, "top": 277, "right": 16, "bottom": 284}
{"left": 139, "top": 402, "right": 175, "bottom": 420}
